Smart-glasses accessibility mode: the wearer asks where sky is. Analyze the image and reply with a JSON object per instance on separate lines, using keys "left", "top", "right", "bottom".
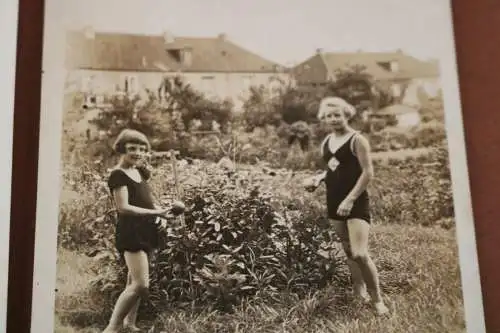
{"left": 50, "top": 0, "right": 455, "bottom": 66}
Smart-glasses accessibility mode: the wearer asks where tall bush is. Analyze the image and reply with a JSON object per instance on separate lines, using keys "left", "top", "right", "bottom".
{"left": 241, "top": 66, "right": 395, "bottom": 137}
{"left": 84, "top": 76, "right": 233, "bottom": 159}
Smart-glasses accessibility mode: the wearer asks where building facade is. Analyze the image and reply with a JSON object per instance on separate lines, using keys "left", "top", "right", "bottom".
{"left": 291, "top": 49, "right": 441, "bottom": 108}
{"left": 65, "top": 28, "right": 290, "bottom": 110}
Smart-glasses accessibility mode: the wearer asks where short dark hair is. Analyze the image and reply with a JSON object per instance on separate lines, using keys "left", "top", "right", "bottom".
{"left": 113, "top": 129, "right": 151, "bottom": 154}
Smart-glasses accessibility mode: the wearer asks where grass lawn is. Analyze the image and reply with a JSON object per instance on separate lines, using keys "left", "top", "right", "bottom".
{"left": 54, "top": 223, "right": 465, "bottom": 333}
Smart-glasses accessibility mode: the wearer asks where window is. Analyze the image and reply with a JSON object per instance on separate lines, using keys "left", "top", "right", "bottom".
{"left": 123, "top": 75, "right": 139, "bottom": 94}
{"left": 129, "top": 76, "right": 137, "bottom": 92}
{"left": 84, "top": 95, "right": 96, "bottom": 105}
{"left": 182, "top": 50, "right": 193, "bottom": 67}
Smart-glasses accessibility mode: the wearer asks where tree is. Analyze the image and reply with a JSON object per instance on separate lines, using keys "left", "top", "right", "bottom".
{"left": 158, "top": 75, "right": 233, "bottom": 133}
{"left": 323, "top": 65, "right": 395, "bottom": 131}
{"left": 88, "top": 76, "right": 234, "bottom": 156}
{"left": 241, "top": 85, "right": 282, "bottom": 132}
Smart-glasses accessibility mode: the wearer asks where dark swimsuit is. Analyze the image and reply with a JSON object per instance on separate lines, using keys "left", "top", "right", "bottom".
{"left": 321, "top": 132, "right": 371, "bottom": 223}
{"left": 107, "top": 167, "right": 159, "bottom": 256}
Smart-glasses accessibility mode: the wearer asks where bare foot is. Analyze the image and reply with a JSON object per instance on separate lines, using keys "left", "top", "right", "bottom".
{"left": 123, "top": 325, "right": 142, "bottom": 332}
{"left": 355, "top": 290, "right": 371, "bottom": 304}
{"left": 101, "top": 326, "right": 119, "bottom": 333}
{"left": 123, "top": 320, "right": 141, "bottom": 332}
{"left": 353, "top": 285, "right": 371, "bottom": 304}
{"left": 373, "top": 301, "right": 390, "bottom": 316}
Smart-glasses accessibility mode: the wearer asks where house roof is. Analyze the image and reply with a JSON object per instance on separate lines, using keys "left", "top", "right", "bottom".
{"left": 65, "top": 30, "right": 284, "bottom": 73}
{"left": 293, "top": 51, "right": 439, "bottom": 82}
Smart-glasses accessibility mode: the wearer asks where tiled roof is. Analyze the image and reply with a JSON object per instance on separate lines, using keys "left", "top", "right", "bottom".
{"left": 293, "top": 51, "right": 439, "bottom": 82}
{"left": 65, "top": 30, "right": 283, "bottom": 73}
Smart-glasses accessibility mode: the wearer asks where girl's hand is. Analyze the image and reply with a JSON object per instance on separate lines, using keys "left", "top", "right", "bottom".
{"left": 337, "top": 198, "right": 354, "bottom": 217}
{"left": 304, "top": 175, "right": 323, "bottom": 192}
{"left": 154, "top": 207, "right": 170, "bottom": 217}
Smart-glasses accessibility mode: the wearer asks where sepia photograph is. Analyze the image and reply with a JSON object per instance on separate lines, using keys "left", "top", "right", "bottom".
{"left": 31, "top": 0, "right": 485, "bottom": 332}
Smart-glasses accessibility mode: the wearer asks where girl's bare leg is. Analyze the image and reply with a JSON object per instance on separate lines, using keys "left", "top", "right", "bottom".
{"left": 123, "top": 272, "right": 141, "bottom": 331}
{"left": 347, "top": 218, "right": 389, "bottom": 315}
{"left": 329, "top": 219, "right": 369, "bottom": 302}
{"left": 102, "top": 251, "right": 149, "bottom": 333}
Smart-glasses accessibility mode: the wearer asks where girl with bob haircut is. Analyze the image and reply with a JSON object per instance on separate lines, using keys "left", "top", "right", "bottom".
{"left": 102, "top": 129, "right": 184, "bottom": 333}
{"left": 304, "top": 96, "right": 389, "bottom": 316}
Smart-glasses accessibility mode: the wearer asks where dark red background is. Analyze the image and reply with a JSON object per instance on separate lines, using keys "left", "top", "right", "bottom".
{"left": 6, "top": 0, "right": 500, "bottom": 332}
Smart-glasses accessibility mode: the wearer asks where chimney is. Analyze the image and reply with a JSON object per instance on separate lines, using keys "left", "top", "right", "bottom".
{"left": 163, "top": 30, "right": 175, "bottom": 44}
{"left": 181, "top": 46, "right": 193, "bottom": 67}
{"left": 316, "top": 48, "right": 323, "bottom": 54}
{"left": 218, "top": 33, "right": 227, "bottom": 41}
{"left": 83, "top": 26, "right": 95, "bottom": 39}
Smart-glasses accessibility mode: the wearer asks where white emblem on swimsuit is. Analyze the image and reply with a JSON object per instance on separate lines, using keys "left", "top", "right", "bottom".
{"left": 327, "top": 156, "right": 340, "bottom": 172}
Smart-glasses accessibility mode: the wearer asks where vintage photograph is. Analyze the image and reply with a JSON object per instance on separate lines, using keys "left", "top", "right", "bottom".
{"left": 31, "top": 0, "right": 485, "bottom": 332}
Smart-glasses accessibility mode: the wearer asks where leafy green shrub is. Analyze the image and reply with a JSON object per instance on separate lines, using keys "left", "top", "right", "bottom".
{"left": 420, "top": 97, "right": 445, "bottom": 123}
{"left": 241, "top": 66, "right": 394, "bottom": 135}
{"left": 57, "top": 140, "right": 453, "bottom": 325}
{"left": 67, "top": 163, "right": 344, "bottom": 319}
{"left": 413, "top": 121, "right": 447, "bottom": 148}
{"left": 241, "top": 86, "right": 283, "bottom": 132}
{"left": 370, "top": 143, "right": 453, "bottom": 225}
{"left": 368, "top": 121, "right": 447, "bottom": 152}
{"left": 57, "top": 164, "right": 115, "bottom": 251}
{"left": 80, "top": 76, "right": 233, "bottom": 161}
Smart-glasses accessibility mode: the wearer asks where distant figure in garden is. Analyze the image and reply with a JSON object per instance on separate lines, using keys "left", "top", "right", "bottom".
{"left": 304, "top": 97, "right": 389, "bottom": 316}
{"left": 102, "top": 129, "right": 185, "bottom": 333}
{"left": 288, "top": 121, "right": 311, "bottom": 151}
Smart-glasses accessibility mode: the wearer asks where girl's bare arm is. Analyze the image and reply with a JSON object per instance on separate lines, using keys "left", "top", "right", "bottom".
{"left": 113, "top": 186, "right": 167, "bottom": 216}
{"left": 345, "top": 135, "right": 374, "bottom": 201}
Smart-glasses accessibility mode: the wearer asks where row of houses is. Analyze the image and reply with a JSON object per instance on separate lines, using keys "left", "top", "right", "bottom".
{"left": 65, "top": 27, "right": 441, "bottom": 113}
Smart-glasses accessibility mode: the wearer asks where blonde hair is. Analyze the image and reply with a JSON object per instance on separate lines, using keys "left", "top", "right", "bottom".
{"left": 113, "top": 129, "right": 151, "bottom": 154}
{"left": 317, "top": 97, "right": 356, "bottom": 121}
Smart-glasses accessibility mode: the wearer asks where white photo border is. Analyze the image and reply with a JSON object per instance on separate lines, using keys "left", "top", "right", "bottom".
{"left": 30, "top": 0, "right": 486, "bottom": 332}
{"left": 0, "top": 0, "right": 19, "bottom": 332}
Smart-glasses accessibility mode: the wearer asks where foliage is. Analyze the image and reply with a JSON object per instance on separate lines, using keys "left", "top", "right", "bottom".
{"left": 241, "top": 66, "right": 395, "bottom": 134}
{"left": 55, "top": 68, "right": 459, "bottom": 333}
{"left": 60, "top": 162, "right": 345, "bottom": 319}
{"left": 83, "top": 76, "right": 233, "bottom": 158}
{"left": 240, "top": 85, "right": 283, "bottom": 131}
{"left": 158, "top": 76, "right": 234, "bottom": 133}
{"left": 56, "top": 223, "right": 464, "bottom": 333}
{"left": 56, "top": 139, "right": 454, "bottom": 325}
{"left": 370, "top": 143, "right": 453, "bottom": 227}
{"left": 420, "top": 98, "right": 445, "bottom": 123}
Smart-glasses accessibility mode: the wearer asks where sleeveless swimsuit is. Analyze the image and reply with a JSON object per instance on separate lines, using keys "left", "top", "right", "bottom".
{"left": 321, "top": 131, "right": 371, "bottom": 223}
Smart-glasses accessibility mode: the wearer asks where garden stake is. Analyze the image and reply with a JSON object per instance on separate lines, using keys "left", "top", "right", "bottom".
{"left": 169, "top": 149, "right": 185, "bottom": 227}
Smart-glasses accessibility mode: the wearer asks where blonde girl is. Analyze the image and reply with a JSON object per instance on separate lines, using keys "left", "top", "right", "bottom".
{"left": 306, "top": 97, "right": 389, "bottom": 315}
